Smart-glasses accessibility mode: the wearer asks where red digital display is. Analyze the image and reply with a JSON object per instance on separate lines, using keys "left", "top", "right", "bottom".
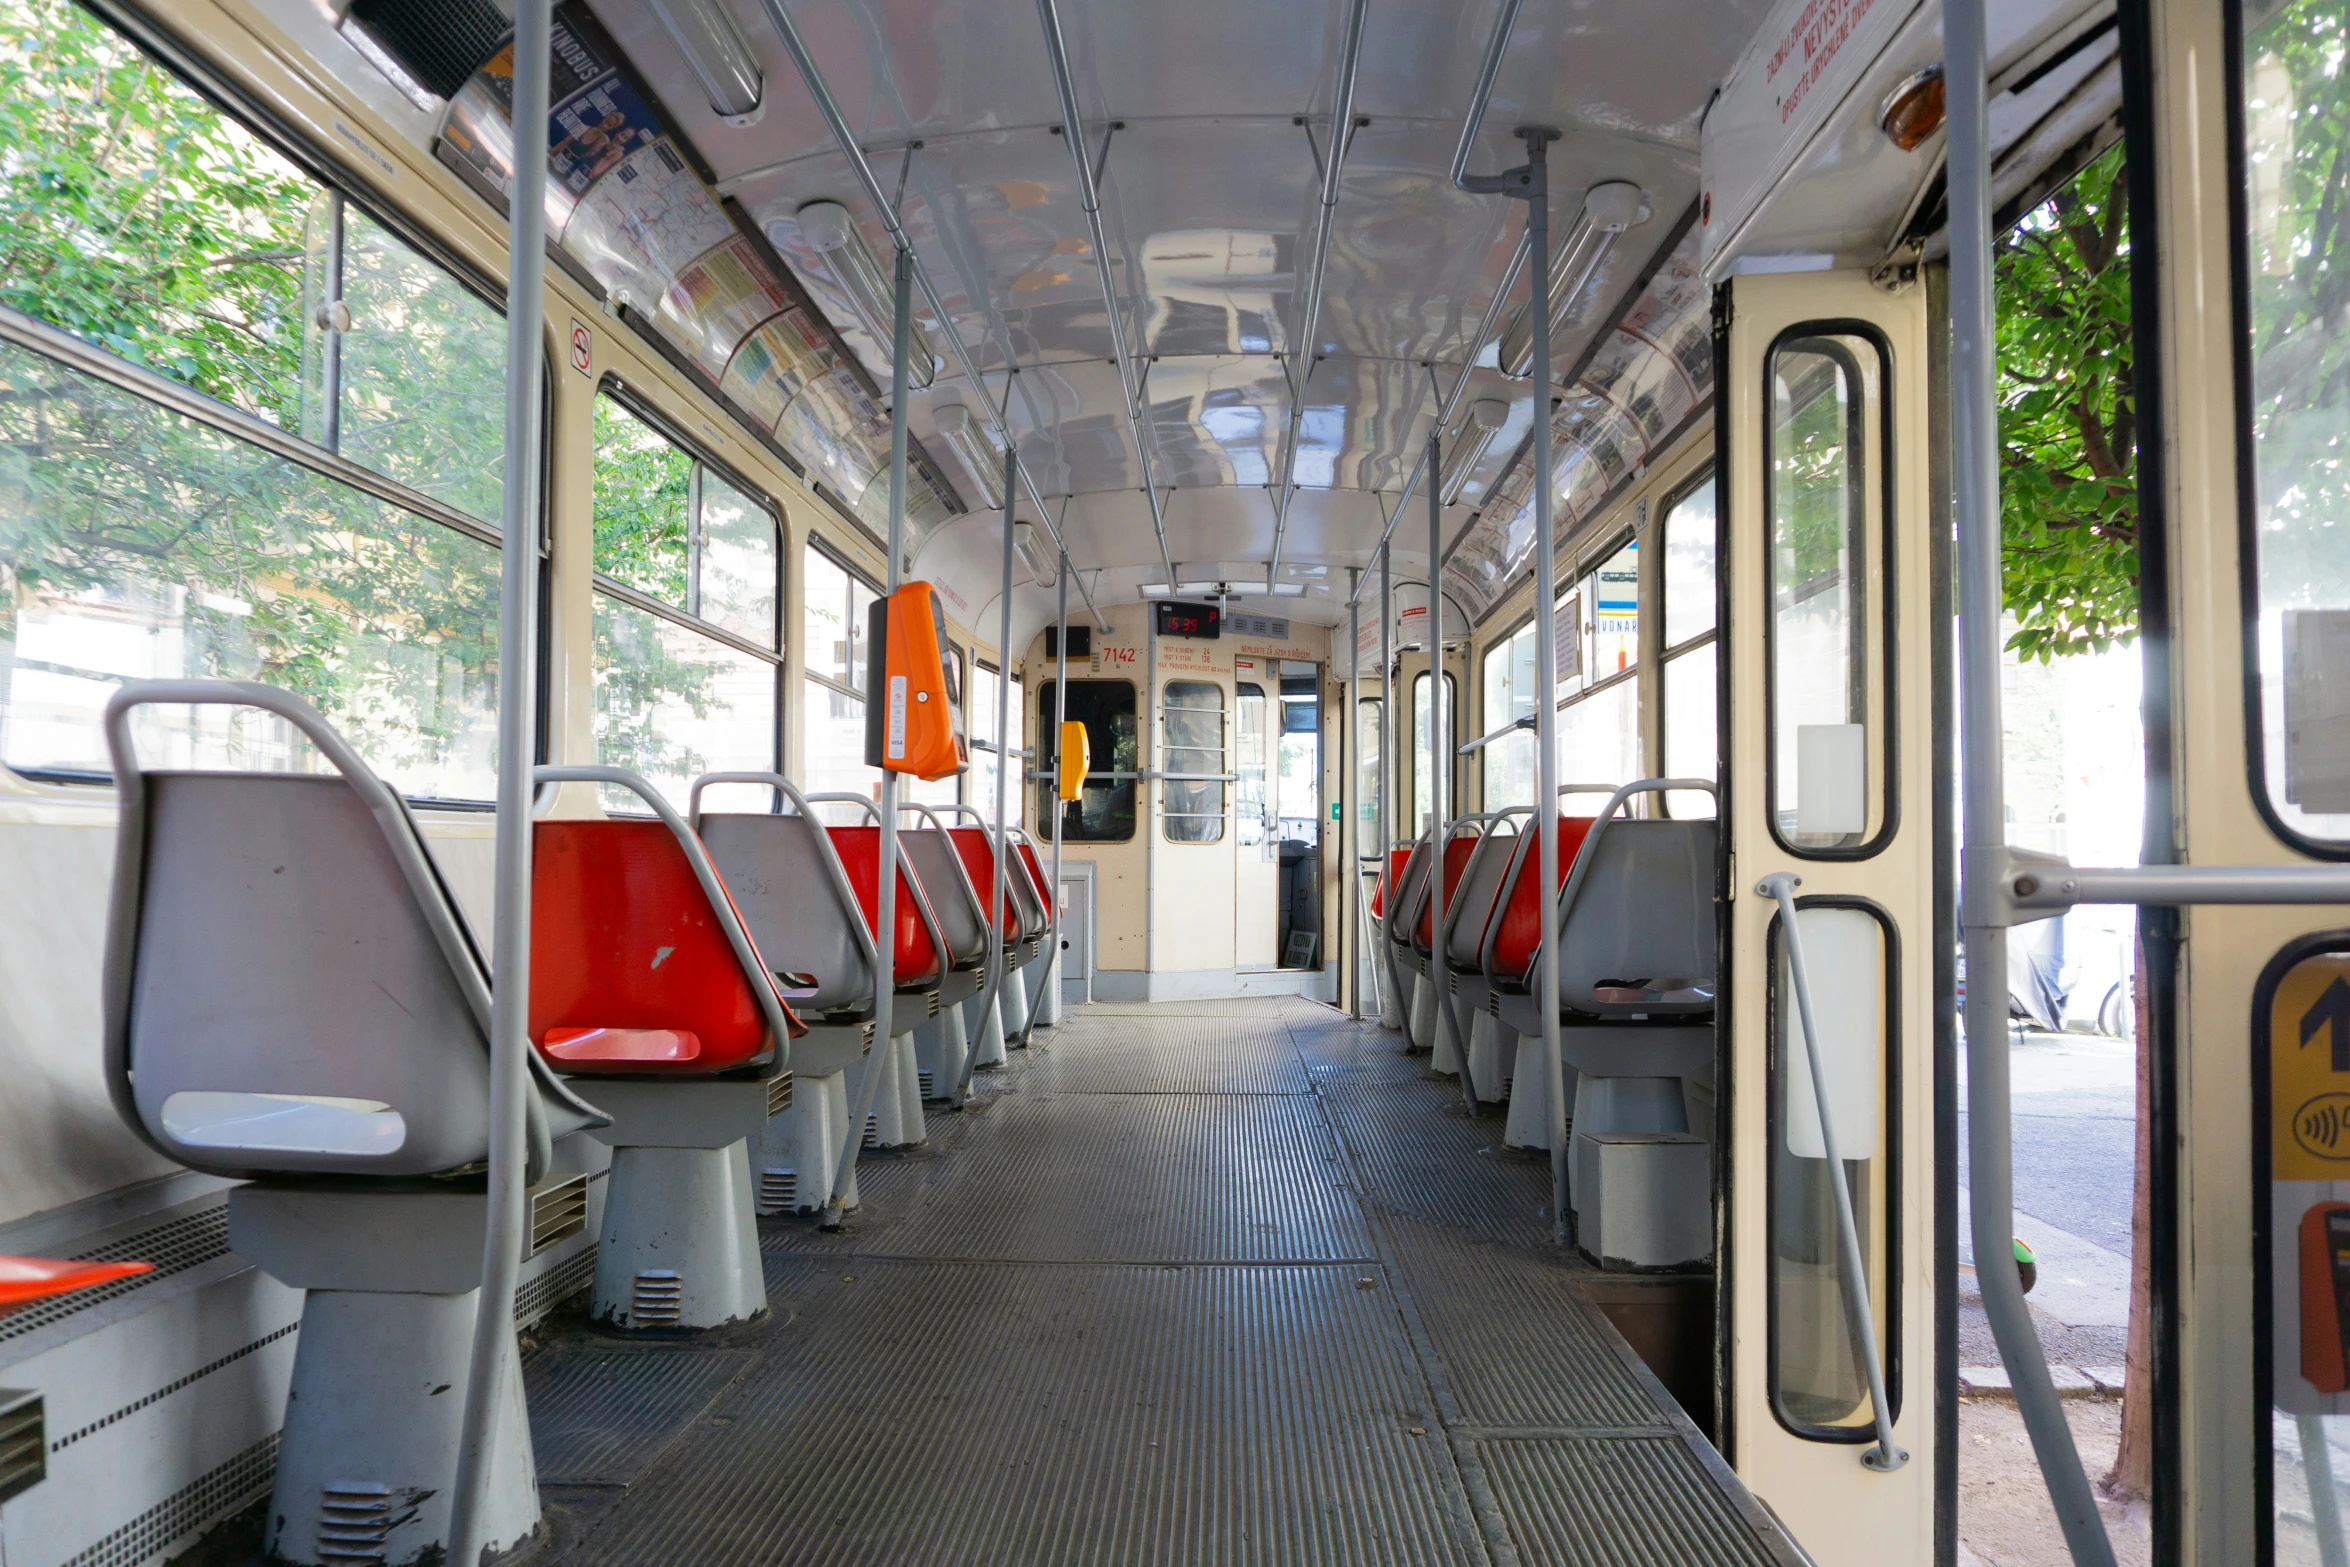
{"left": 1155, "top": 601, "right": 1221, "bottom": 639}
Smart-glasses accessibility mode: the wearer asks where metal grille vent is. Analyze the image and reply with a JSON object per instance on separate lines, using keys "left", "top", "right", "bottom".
{"left": 0, "top": 1203, "right": 230, "bottom": 1344}
{"left": 50, "top": 1322, "right": 297, "bottom": 1454}
{"left": 759, "top": 1168, "right": 797, "bottom": 1210}
{"left": 514, "top": 1245, "right": 595, "bottom": 1327}
{"left": 527, "top": 1174, "right": 589, "bottom": 1258}
{"left": 630, "top": 1270, "right": 683, "bottom": 1326}
{"left": 918, "top": 1070, "right": 936, "bottom": 1098}
{"left": 863, "top": 1116, "right": 880, "bottom": 1148}
{"left": 61, "top": 1432, "right": 276, "bottom": 1567}
{"left": 317, "top": 1479, "right": 392, "bottom": 1563}
{"left": 0, "top": 1389, "right": 43, "bottom": 1503}
{"left": 1229, "top": 613, "right": 1290, "bottom": 638}
{"left": 767, "top": 1071, "right": 795, "bottom": 1117}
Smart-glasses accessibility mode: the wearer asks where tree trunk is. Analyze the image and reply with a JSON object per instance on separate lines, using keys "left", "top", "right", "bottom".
{"left": 2105, "top": 927, "right": 2154, "bottom": 1497}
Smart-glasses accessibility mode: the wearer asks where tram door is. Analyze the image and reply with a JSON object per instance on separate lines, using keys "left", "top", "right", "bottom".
{"left": 1719, "top": 268, "right": 1940, "bottom": 1559}
{"left": 1236, "top": 659, "right": 1280, "bottom": 968}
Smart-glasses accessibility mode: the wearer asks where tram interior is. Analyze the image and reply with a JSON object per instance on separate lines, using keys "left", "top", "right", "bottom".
{"left": 0, "top": 0, "right": 2166, "bottom": 1562}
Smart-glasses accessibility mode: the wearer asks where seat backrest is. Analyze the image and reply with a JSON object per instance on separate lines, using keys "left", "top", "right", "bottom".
{"left": 946, "top": 827, "right": 1022, "bottom": 943}
{"left": 1485, "top": 815, "right": 1602, "bottom": 985}
{"left": 900, "top": 822, "right": 988, "bottom": 967}
{"left": 1414, "top": 828, "right": 1485, "bottom": 952}
{"left": 1370, "top": 845, "right": 1413, "bottom": 918}
{"left": 695, "top": 809, "right": 876, "bottom": 1019}
{"left": 101, "top": 680, "right": 600, "bottom": 1183}
{"left": 1383, "top": 836, "right": 1432, "bottom": 947}
{"left": 1555, "top": 819, "right": 1718, "bottom": 1016}
{"left": 1013, "top": 840, "right": 1055, "bottom": 923}
{"left": 1444, "top": 822, "right": 1524, "bottom": 971}
{"left": 530, "top": 818, "right": 794, "bottom": 1073}
{"left": 826, "top": 825, "right": 946, "bottom": 989}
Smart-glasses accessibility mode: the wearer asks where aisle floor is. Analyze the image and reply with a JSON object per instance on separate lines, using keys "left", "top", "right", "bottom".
{"left": 518, "top": 997, "right": 1804, "bottom": 1566}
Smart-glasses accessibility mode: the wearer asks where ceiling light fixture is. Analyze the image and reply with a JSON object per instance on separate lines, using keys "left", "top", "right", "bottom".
{"left": 1013, "top": 521, "right": 1058, "bottom": 588}
{"left": 645, "top": 0, "right": 765, "bottom": 125}
{"left": 1496, "top": 181, "right": 1651, "bottom": 380}
{"left": 794, "top": 199, "right": 939, "bottom": 390}
{"left": 931, "top": 402, "right": 1006, "bottom": 508}
{"left": 1879, "top": 65, "right": 1946, "bottom": 151}
{"left": 1437, "top": 397, "right": 1510, "bottom": 505}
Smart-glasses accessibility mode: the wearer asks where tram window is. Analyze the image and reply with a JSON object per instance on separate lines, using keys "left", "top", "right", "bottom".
{"left": 969, "top": 662, "right": 1024, "bottom": 818}
{"left": 801, "top": 541, "right": 880, "bottom": 798}
{"left": 2240, "top": 0, "right": 2350, "bottom": 847}
{"left": 1663, "top": 475, "right": 1719, "bottom": 818}
{"left": 0, "top": 336, "right": 501, "bottom": 798}
{"left": 1037, "top": 680, "right": 1137, "bottom": 842}
{"left": 1768, "top": 903, "right": 1896, "bottom": 1440}
{"left": 1355, "top": 697, "right": 1382, "bottom": 844}
{"left": 1238, "top": 683, "right": 1270, "bottom": 846}
{"left": 1161, "top": 679, "right": 1227, "bottom": 843}
{"left": 590, "top": 392, "right": 782, "bottom": 811}
{"left": 301, "top": 197, "right": 508, "bottom": 522}
{"left": 1767, "top": 331, "right": 1888, "bottom": 855}
{"left": 1585, "top": 538, "right": 1640, "bottom": 678}
{"left": 1410, "top": 671, "right": 1458, "bottom": 835}
{"left": 1558, "top": 676, "right": 1640, "bottom": 795}
{"left": 1482, "top": 621, "right": 1538, "bottom": 810}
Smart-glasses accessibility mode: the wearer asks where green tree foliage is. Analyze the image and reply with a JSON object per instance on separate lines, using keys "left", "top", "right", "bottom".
{"left": 0, "top": 0, "right": 310, "bottom": 420}
{"left": 1996, "top": 145, "right": 2139, "bottom": 662}
{"left": 591, "top": 395, "right": 693, "bottom": 605}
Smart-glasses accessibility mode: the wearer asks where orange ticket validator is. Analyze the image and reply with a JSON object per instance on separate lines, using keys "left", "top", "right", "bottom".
{"left": 865, "top": 582, "right": 966, "bottom": 781}
{"left": 1058, "top": 719, "right": 1090, "bottom": 802}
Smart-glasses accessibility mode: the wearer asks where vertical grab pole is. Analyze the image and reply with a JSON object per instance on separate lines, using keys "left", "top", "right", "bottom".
{"left": 827, "top": 242, "right": 914, "bottom": 1226}
{"left": 1348, "top": 569, "right": 1368, "bottom": 1018}
{"left": 1380, "top": 543, "right": 1397, "bottom": 1031}
{"left": 1429, "top": 434, "right": 1471, "bottom": 1109}
{"left": 963, "top": 447, "right": 1018, "bottom": 1095}
{"left": 1048, "top": 548, "right": 1070, "bottom": 1015}
{"left": 1516, "top": 129, "right": 1570, "bottom": 1246}
{"left": 1948, "top": 0, "right": 2117, "bottom": 1555}
{"left": 1759, "top": 874, "right": 1907, "bottom": 1472}
{"left": 446, "top": 3, "right": 549, "bottom": 1561}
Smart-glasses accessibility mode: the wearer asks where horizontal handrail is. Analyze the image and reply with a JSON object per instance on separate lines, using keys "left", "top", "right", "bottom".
{"left": 1458, "top": 714, "right": 1535, "bottom": 756}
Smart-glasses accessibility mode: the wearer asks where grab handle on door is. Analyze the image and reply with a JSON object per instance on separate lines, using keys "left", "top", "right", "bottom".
{"left": 1759, "top": 871, "right": 1907, "bottom": 1473}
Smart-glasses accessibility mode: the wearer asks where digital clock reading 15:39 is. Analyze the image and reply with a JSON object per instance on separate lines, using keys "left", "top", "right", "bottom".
{"left": 1154, "top": 601, "right": 1221, "bottom": 639}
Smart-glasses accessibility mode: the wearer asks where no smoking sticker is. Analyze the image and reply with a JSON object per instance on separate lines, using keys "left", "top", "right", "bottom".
{"left": 570, "top": 320, "right": 593, "bottom": 375}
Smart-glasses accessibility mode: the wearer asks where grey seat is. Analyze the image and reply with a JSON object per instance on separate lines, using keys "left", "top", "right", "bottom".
{"left": 98, "top": 678, "right": 608, "bottom": 1567}
{"left": 693, "top": 773, "right": 880, "bottom": 1025}
{"left": 101, "top": 681, "right": 603, "bottom": 1181}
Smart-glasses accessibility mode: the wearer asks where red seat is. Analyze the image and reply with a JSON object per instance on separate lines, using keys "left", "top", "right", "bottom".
{"left": 1, "top": 1254, "right": 153, "bottom": 1309}
{"left": 529, "top": 819, "right": 800, "bottom": 1074}
{"left": 1487, "top": 815, "right": 1601, "bottom": 985}
{"left": 826, "top": 825, "right": 945, "bottom": 988}
{"left": 1414, "top": 833, "right": 1483, "bottom": 951}
{"left": 947, "top": 828, "right": 1022, "bottom": 942}
{"left": 1370, "top": 846, "right": 1412, "bottom": 918}
{"left": 1014, "top": 841, "right": 1055, "bottom": 922}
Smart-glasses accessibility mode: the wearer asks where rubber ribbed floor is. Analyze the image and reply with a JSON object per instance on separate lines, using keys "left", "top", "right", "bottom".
{"left": 521, "top": 995, "right": 1800, "bottom": 1567}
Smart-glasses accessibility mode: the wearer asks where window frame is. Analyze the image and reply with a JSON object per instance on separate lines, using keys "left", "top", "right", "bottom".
{"left": 1759, "top": 319, "right": 1901, "bottom": 862}
{"left": 2227, "top": 0, "right": 2350, "bottom": 861}
{"left": 0, "top": 0, "right": 552, "bottom": 805}
{"left": 1036, "top": 676, "right": 1140, "bottom": 844}
{"left": 1159, "top": 677, "right": 1229, "bottom": 844}
{"left": 1658, "top": 468, "right": 1721, "bottom": 819}
{"left": 1762, "top": 894, "right": 1903, "bottom": 1444}
{"left": 589, "top": 379, "right": 786, "bottom": 798}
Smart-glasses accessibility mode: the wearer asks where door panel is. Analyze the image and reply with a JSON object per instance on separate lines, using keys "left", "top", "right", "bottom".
{"left": 1722, "top": 269, "right": 1938, "bottom": 1561}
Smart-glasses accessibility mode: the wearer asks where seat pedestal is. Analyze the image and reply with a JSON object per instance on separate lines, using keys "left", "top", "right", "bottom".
{"left": 1034, "top": 949, "right": 1063, "bottom": 1029}
{"left": 1378, "top": 942, "right": 1405, "bottom": 1030}
{"left": 913, "top": 1001, "right": 968, "bottom": 1102}
{"left": 1504, "top": 1032, "right": 1572, "bottom": 1150}
{"left": 1405, "top": 967, "right": 1434, "bottom": 1050}
{"left": 972, "top": 986, "right": 1008, "bottom": 1068}
{"left": 582, "top": 1079, "right": 769, "bottom": 1330}
{"left": 1568, "top": 1073, "right": 1710, "bottom": 1271}
{"left": 999, "top": 961, "right": 1032, "bottom": 1046}
{"left": 851, "top": 1027, "right": 927, "bottom": 1148}
{"left": 1466, "top": 1010, "right": 1512, "bottom": 1103}
{"left": 1428, "top": 984, "right": 1463, "bottom": 1076}
{"left": 759, "top": 1024, "right": 873, "bottom": 1214}
{"left": 228, "top": 1185, "right": 537, "bottom": 1567}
